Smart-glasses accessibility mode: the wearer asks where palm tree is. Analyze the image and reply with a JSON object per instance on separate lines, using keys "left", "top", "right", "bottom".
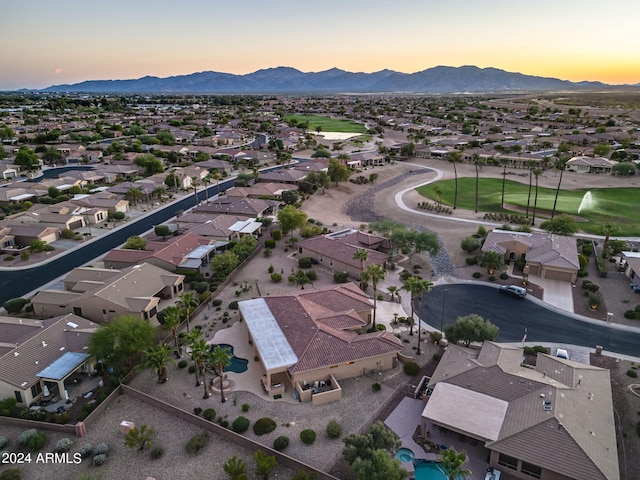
{"left": 402, "top": 276, "right": 433, "bottom": 353}
{"left": 551, "top": 158, "right": 567, "bottom": 219}
{"left": 353, "top": 249, "right": 369, "bottom": 290}
{"left": 161, "top": 306, "right": 182, "bottom": 356}
{"left": 479, "top": 250, "right": 505, "bottom": 275}
{"left": 361, "top": 264, "right": 387, "bottom": 330}
{"left": 210, "top": 170, "right": 222, "bottom": 204}
{"left": 531, "top": 168, "right": 543, "bottom": 226}
{"left": 139, "top": 343, "right": 175, "bottom": 384}
{"left": 600, "top": 222, "right": 620, "bottom": 255}
{"left": 29, "top": 239, "right": 47, "bottom": 253}
{"left": 447, "top": 150, "right": 462, "bottom": 209}
{"left": 178, "top": 292, "right": 197, "bottom": 333}
{"left": 153, "top": 186, "right": 166, "bottom": 202}
{"left": 125, "top": 186, "right": 143, "bottom": 206}
{"left": 472, "top": 153, "right": 484, "bottom": 213}
{"left": 440, "top": 448, "right": 472, "bottom": 480}
{"left": 210, "top": 345, "right": 233, "bottom": 403}
{"left": 387, "top": 285, "right": 399, "bottom": 303}
{"left": 525, "top": 160, "right": 535, "bottom": 218}
{"left": 434, "top": 185, "right": 443, "bottom": 206}
{"left": 499, "top": 157, "right": 509, "bottom": 207}
{"left": 191, "top": 176, "right": 200, "bottom": 204}
{"left": 187, "top": 332, "right": 207, "bottom": 388}
{"left": 202, "top": 175, "right": 211, "bottom": 203}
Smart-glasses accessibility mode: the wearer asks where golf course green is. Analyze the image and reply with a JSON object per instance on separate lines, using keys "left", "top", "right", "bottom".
{"left": 284, "top": 115, "right": 367, "bottom": 133}
{"left": 417, "top": 178, "right": 640, "bottom": 236}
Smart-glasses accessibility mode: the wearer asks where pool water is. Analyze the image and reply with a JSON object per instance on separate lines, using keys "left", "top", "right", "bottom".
{"left": 395, "top": 447, "right": 415, "bottom": 462}
{"left": 414, "top": 462, "right": 448, "bottom": 480}
{"left": 209, "top": 343, "right": 248, "bottom": 373}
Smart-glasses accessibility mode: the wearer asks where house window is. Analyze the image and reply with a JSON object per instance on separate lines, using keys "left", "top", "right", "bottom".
{"left": 509, "top": 251, "right": 516, "bottom": 260}
{"left": 149, "top": 306, "right": 158, "bottom": 318}
{"left": 498, "top": 453, "right": 518, "bottom": 471}
{"left": 73, "top": 307, "right": 82, "bottom": 316}
{"left": 330, "top": 259, "right": 333, "bottom": 266}
{"left": 319, "top": 255, "right": 323, "bottom": 263}
{"left": 102, "top": 310, "right": 107, "bottom": 315}
{"left": 178, "top": 283, "right": 183, "bottom": 291}
{"left": 31, "top": 383, "right": 42, "bottom": 397}
{"left": 520, "top": 462, "right": 542, "bottom": 479}
{"left": 298, "top": 247, "right": 302, "bottom": 254}
{"left": 14, "top": 391, "right": 22, "bottom": 403}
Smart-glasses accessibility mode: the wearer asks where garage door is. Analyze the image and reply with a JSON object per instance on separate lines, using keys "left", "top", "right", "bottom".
{"left": 544, "top": 269, "right": 574, "bottom": 282}
{"left": 68, "top": 220, "right": 84, "bottom": 230}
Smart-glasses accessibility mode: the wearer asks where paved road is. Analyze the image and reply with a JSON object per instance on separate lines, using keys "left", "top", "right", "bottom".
{"left": 421, "top": 284, "right": 640, "bottom": 357}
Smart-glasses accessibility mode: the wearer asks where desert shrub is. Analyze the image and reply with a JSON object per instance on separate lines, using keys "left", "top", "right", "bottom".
{"left": 627, "top": 369, "right": 638, "bottom": 378}
{"left": 228, "top": 300, "right": 239, "bottom": 310}
{"left": 265, "top": 239, "right": 276, "bottom": 249}
{"left": 298, "top": 257, "right": 313, "bottom": 269}
{"left": 193, "top": 282, "right": 209, "bottom": 294}
{"left": 189, "top": 365, "right": 196, "bottom": 374}
{"left": 429, "top": 331, "right": 443, "bottom": 343}
{"left": 432, "top": 353, "right": 441, "bottom": 362}
{"left": 193, "top": 407, "right": 203, "bottom": 416}
{"left": 333, "top": 271, "right": 348, "bottom": 283}
{"left": 472, "top": 272, "right": 482, "bottom": 279}
{"left": 500, "top": 273, "right": 509, "bottom": 280}
{"left": 93, "top": 443, "right": 108, "bottom": 456}
{"left": 242, "top": 403, "right": 250, "bottom": 412}
{"left": 523, "top": 346, "right": 536, "bottom": 355}
{"left": 3, "top": 298, "right": 29, "bottom": 314}
{"left": 0, "top": 397, "right": 17, "bottom": 416}
{"left": 577, "top": 269, "right": 588, "bottom": 277}
{"left": 325, "top": 420, "right": 342, "bottom": 439}
{"left": 273, "top": 436, "right": 289, "bottom": 452}
{"left": 582, "top": 280, "right": 600, "bottom": 293}
{"left": 18, "top": 429, "right": 46, "bottom": 451}
{"left": 178, "top": 359, "right": 188, "bottom": 369}
{"left": 300, "top": 429, "right": 316, "bottom": 445}
{"left": 488, "top": 275, "right": 496, "bottom": 282}
{"left": 219, "top": 419, "right": 229, "bottom": 429}
{"left": 376, "top": 324, "right": 386, "bottom": 331}
{"left": 399, "top": 270, "right": 413, "bottom": 281}
{"left": 185, "top": 433, "right": 209, "bottom": 455}
{"left": 270, "top": 273, "right": 282, "bottom": 283}
{"left": 372, "top": 382, "right": 382, "bottom": 392}
{"left": 55, "top": 438, "right": 73, "bottom": 453}
{"left": 232, "top": 416, "right": 250, "bottom": 433}
{"left": 93, "top": 454, "right": 107, "bottom": 466}
{"left": 305, "top": 269, "right": 317, "bottom": 281}
{"left": 253, "top": 417, "right": 277, "bottom": 436}
{"left": 533, "top": 345, "right": 548, "bottom": 354}
{"left": 271, "top": 230, "right": 282, "bottom": 241}
{"left": 79, "top": 444, "right": 93, "bottom": 459}
{"left": 150, "top": 446, "right": 164, "bottom": 460}
{"left": 465, "top": 257, "right": 478, "bottom": 266}
{"left": 212, "top": 299, "right": 222, "bottom": 307}
{"left": 582, "top": 244, "right": 593, "bottom": 256}
{"left": 403, "top": 362, "right": 420, "bottom": 376}
{"left": 0, "top": 436, "right": 7, "bottom": 450}
{"left": 202, "top": 408, "right": 216, "bottom": 421}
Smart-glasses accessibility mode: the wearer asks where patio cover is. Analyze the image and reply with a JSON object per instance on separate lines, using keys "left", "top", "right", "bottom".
{"left": 36, "top": 351, "right": 91, "bottom": 381}
{"left": 422, "top": 382, "right": 508, "bottom": 441}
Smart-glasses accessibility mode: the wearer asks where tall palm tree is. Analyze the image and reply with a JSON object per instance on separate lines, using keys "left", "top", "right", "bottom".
{"left": 210, "top": 345, "right": 233, "bottom": 403}
{"left": 402, "top": 277, "right": 433, "bottom": 354}
{"left": 525, "top": 160, "right": 535, "bottom": 218}
{"left": 353, "top": 249, "right": 369, "bottom": 290}
{"left": 191, "top": 176, "right": 200, "bottom": 204}
{"left": 447, "top": 150, "right": 462, "bottom": 209}
{"left": 531, "top": 168, "right": 543, "bottom": 226}
{"left": 202, "top": 175, "right": 210, "bottom": 203}
{"left": 178, "top": 292, "right": 197, "bottom": 333}
{"left": 434, "top": 185, "right": 443, "bottom": 206}
{"left": 472, "top": 153, "right": 484, "bottom": 213}
{"left": 161, "top": 305, "right": 182, "bottom": 356}
{"left": 440, "top": 448, "right": 472, "bottom": 480}
{"left": 600, "top": 222, "right": 620, "bottom": 254}
{"left": 188, "top": 333, "right": 208, "bottom": 389}
{"left": 361, "top": 264, "right": 387, "bottom": 330}
{"left": 551, "top": 158, "right": 566, "bottom": 219}
{"left": 153, "top": 186, "right": 166, "bottom": 202}
{"left": 499, "top": 157, "right": 509, "bottom": 208}
{"left": 210, "top": 170, "right": 222, "bottom": 204}
{"left": 125, "top": 186, "right": 143, "bottom": 206}
{"left": 139, "top": 343, "right": 175, "bottom": 384}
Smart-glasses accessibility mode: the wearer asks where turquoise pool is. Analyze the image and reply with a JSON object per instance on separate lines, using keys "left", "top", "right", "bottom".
{"left": 414, "top": 462, "right": 448, "bottom": 480}
{"left": 209, "top": 343, "right": 248, "bottom": 373}
{"left": 396, "top": 447, "right": 415, "bottom": 462}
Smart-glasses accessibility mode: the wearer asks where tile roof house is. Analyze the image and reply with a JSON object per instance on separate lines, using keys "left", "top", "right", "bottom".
{"left": 194, "top": 197, "right": 279, "bottom": 218}
{"left": 482, "top": 229, "right": 579, "bottom": 282}
{"left": 0, "top": 313, "right": 98, "bottom": 407}
{"left": 225, "top": 182, "right": 298, "bottom": 200}
{"left": 31, "top": 263, "right": 184, "bottom": 324}
{"left": 565, "top": 156, "right": 616, "bottom": 174}
{"left": 238, "top": 283, "right": 403, "bottom": 404}
{"left": 422, "top": 342, "right": 619, "bottom": 480}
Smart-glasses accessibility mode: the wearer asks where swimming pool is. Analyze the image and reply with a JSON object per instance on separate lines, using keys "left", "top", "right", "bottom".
{"left": 395, "top": 447, "right": 415, "bottom": 462}
{"left": 414, "top": 462, "right": 448, "bottom": 480}
{"left": 209, "top": 343, "right": 248, "bottom": 373}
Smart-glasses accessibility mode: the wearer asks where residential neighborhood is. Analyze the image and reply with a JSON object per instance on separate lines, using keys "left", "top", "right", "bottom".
{"left": 1, "top": 92, "right": 640, "bottom": 480}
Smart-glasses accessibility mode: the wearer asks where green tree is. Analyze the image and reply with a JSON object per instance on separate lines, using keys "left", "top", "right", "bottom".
{"left": 551, "top": 158, "right": 567, "bottom": 219}
{"left": 87, "top": 315, "right": 155, "bottom": 369}
{"left": 353, "top": 248, "right": 369, "bottom": 289}
{"left": 530, "top": 167, "right": 543, "bottom": 226}
{"left": 29, "top": 239, "right": 47, "bottom": 253}
{"left": 525, "top": 160, "right": 535, "bottom": 219}
{"left": 387, "top": 285, "right": 399, "bottom": 302}
{"left": 478, "top": 250, "right": 505, "bottom": 274}
{"left": 139, "top": 343, "right": 175, "bottom": 383}
{"left": 210, "top": 251, "right": 240, "bottom": 280}
{"left": 499, "top": 157, "right": 509, "bottom": 207}
{"left": 593, "top": 143, "right": 611, "bottom": 157}
{"left": 211, "top": 345, "right": 233, "bottom": 403}
{"left": 352, "top": 449, "right": 408, "bottom": 480}
{"left": 540, "top": 214, "right": 578, "bottom": 236}
{"left": 154, "top": 225, "right": 171, "bottom": 239}
{"left": 400, "top": 143, "right": 415, "bottom": 158}
{"left": 611, "top": 162, "right": 636, "bottom": 176}
{"left": 124, "top": 424, "right": 155, "bottom": 451}
{"left": 125, "top": 187, "right": 144, "bottom": 206}
{"left": 361, "top": 264, "right": 387, "bottom": 329}
{"left": 460, "top": 236, "right": 480, "bottom": 254}
{"left": 277, "top": 204, "right": 307, "bottom": 235}
{"left": 231, "top": 235, "right": 258, "bottom": 262}
{"left": 14, "top": 146, "right": 40, "bottom": 170}
{"left": 327, "top": 158, "right": 351, "bottom": 186}
{"left": 290, "top": 471, "right": 318, "bottom": 480}
{"left": 472, "top": 153, "right": 485, "bottom": 213}
{"left": 401, "top": 276, "right": 433, "bottom": 352}
{"left": 254, "top": 449, "right": 278, "bottom": 480}
{"left": 155, "top": 130, "right": 176, "bottom": 145}
{"left": 123, "top": 235, "right": 147, "bottom": 250}
{"left": 223, "top": 454, "right": 248, "bottom": 480}
{"left": 434, "top": 185, "right": 443, "bottom": 206}
{"left": 134, "top": 153, "right": 164, "bottom": 176}
{"left": 440, "top": 447, "right": 472, "bottom": 480}
{"left": 447, "top": 150, "right": 462, "bottom": 209}
{"left": 178, "top": 292, "right": 198, "bottom": 333}
{"left": 160, "top": 305, "right": 181, "bottom": 351}
{"left": 600, "top": 222, "right": 619, "bottom": 254}
{"left": 343, "top": 420, "right": 401, "bottom": 464}
{"left": 186, "top": 330, "right": 204, "bottom": 386}
{"left": 444, "top": 314, "right": 499, "bottom": 347}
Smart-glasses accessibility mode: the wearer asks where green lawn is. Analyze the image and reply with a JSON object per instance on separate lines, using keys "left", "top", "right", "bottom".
{"left": 284, "top": 115, "right": 367, "bottom": 133}
{"left": 416, "top": 178, "right": 640, "bottom": 235}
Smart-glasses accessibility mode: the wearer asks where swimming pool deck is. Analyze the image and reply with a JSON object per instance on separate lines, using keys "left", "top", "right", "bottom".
{"left": 385, "top": 397, "right": 491, "bottom": 480}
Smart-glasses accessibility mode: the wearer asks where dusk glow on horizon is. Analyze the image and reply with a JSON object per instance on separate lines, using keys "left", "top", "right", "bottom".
{"left": 1, "top": 0, "right": 639, "bottom": 91}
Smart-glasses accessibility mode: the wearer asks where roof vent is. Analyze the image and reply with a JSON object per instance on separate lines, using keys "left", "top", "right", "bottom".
{"left": 42, "top": 341, "right": 47, "bottom": 347}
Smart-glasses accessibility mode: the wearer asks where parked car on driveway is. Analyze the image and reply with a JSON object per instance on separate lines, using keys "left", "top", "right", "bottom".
{"left": 499, "top": 285, "right": 527, "bottom": 298}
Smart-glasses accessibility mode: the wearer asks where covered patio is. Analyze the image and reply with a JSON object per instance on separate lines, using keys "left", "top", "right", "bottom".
{"left": 35, "top": 351, "right": 94, "bottom": 409}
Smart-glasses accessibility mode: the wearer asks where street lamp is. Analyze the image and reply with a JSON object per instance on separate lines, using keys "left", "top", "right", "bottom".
{"left": 440, "top": 288, "right": 447, "bottom": 335}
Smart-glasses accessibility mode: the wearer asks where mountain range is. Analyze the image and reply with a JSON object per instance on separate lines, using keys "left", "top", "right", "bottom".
{"left": 41, "top": 65, "right": 609, "bottom": 94}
